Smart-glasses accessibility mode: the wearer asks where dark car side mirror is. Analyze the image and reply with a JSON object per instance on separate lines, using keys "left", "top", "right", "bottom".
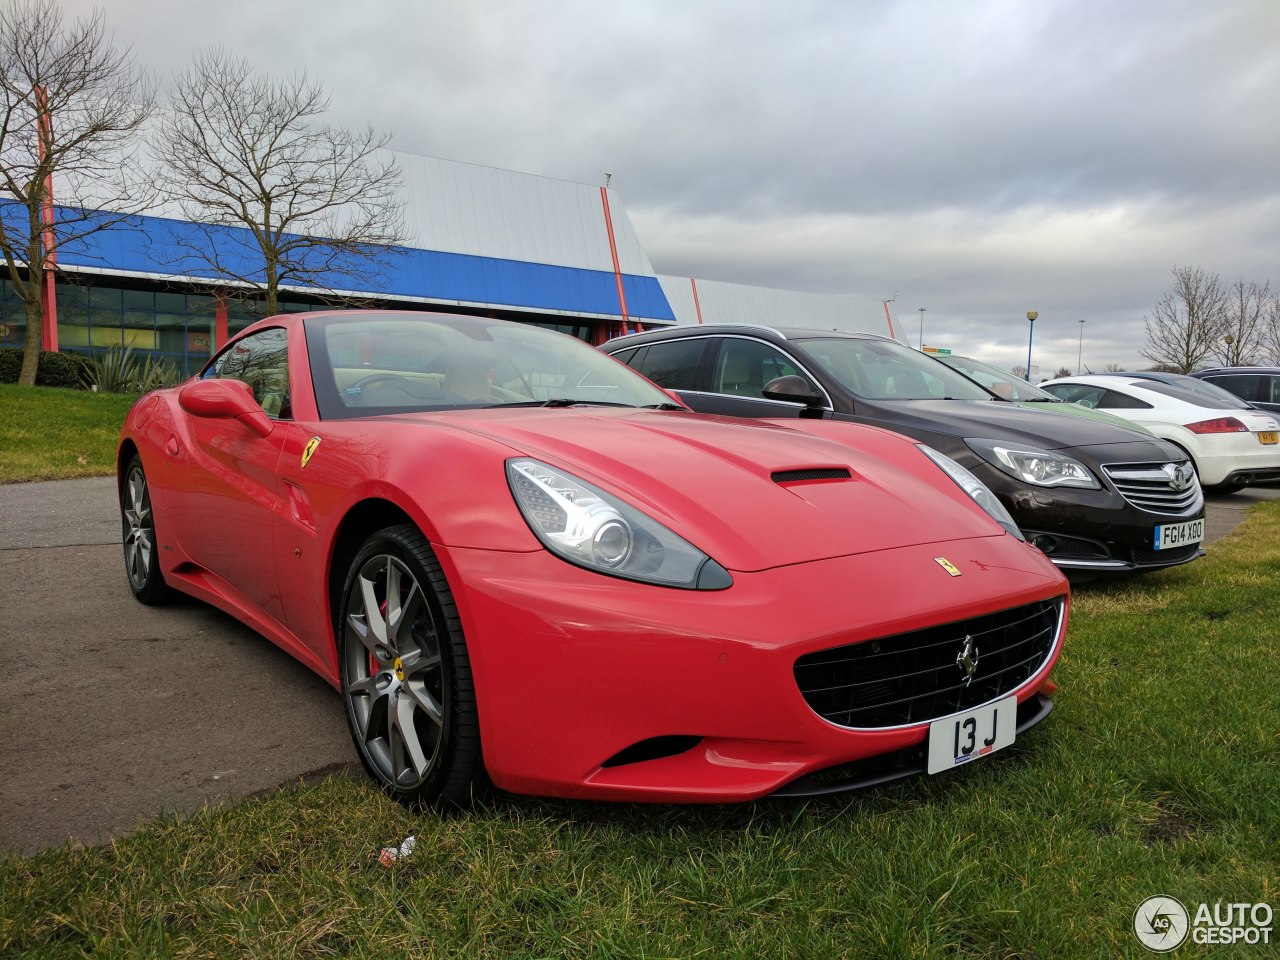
{"left": 179, "top": 378, "right": 274, "bottom": 437}
{"left": 762, "top": 375, "right": 825, "bottom": 407}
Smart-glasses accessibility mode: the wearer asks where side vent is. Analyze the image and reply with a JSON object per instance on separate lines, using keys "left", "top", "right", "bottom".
{"left": 771, "top": 468, "right": 852, "bottom": 484}
{"left": 600, "top": 735, "right": 703, "bottom": 768}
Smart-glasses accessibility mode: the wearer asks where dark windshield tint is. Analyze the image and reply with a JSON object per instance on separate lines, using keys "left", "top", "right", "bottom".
{"left": 796, "top": 337, "right": 991, "bottom": 400}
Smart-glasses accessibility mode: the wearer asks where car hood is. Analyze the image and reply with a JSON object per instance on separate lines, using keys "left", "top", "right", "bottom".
{"left": 407, "top": 407, "right": 1014, "bottom": 572}
{"left": 858, "top": 399, "right": 1168, "bottom": 452}
{"left": 1012, "top": 400, "right": 1157, "bottom": 436}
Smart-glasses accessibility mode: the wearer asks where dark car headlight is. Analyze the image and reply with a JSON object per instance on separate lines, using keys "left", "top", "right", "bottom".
{"left": 506, "top": 458, "right": 732, "bottom": 589}
{"left": 964, "top": 438, "right": 1100, "bottom": 490}
{"left": 917, "top": 445, "right": 1024, "bottom": 540}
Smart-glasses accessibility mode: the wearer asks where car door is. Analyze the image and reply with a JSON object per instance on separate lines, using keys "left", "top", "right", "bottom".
{"left": 646, "top": 334, "right": 827, "bottom": 418}
{"left": 166, "top": 326, "right": 291, "bottom": 624}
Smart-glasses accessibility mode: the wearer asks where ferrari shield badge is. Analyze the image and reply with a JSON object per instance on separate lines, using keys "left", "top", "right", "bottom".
{"left": 301, "top": 436, "right": 322, "bottom": 469}
{"left": 934, "top": 557, "right": 962, "bottom": 577}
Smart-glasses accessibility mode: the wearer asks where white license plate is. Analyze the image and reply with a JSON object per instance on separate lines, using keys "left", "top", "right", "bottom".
{"left": 927, "top": 695, "right": 1017, "bottom": 774}
{"left": 1153, "top": 518, "right": 1204, "bottom": 550}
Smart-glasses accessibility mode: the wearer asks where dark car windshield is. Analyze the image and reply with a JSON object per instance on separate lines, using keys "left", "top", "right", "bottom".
{"left": 796, "top": 337, "right": 992, "bottom": 401}
{"left": 305, "top": 313, "right": 673, "bottom": 419}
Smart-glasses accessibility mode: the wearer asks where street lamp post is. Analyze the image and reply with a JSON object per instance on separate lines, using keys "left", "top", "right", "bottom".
{"left": 918, "top": 307, "right": 926, "bottom": 351}
{"left": 1025, "top": 310, "right": 1038, "bottom": 381}
{"left": 1077, "top": 319, "right": 1085, "bottom": 375}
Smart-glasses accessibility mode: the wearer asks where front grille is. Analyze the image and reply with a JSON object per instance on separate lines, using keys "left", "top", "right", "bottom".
{"left": 1102, "top": 462, "right": 1201, "bottom": 513}
{"left": 1023, "top": 531, "right": 1109, "bottom": 559}
{"left": 772, "top": 468, "right": 852, "bottom": 483}
{"left": 1129, "top": 544, "right": 1201, "bottom": 565}
{"left": 794, "top": 598, "right": 1063, "bottom": 729}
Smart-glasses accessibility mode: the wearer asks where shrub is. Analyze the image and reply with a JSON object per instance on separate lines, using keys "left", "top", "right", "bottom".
{"left": 79, "top": 344, "right": 183, "bottom": 393}
{"left": 0, "top": 346, "right": 91, "bottom": 388}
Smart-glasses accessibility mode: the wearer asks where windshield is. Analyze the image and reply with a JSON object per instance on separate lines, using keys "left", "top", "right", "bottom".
{"left": 796, "top": 337, "right": 992, "bottom": 400}
{"left": 939, "top": 355, "right": 1057, "bottom": 402}
{"left": 305, "top": 313, "right": 674, "bottom": 419}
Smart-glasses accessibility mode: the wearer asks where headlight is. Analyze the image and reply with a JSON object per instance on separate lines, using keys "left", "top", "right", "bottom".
{"left": 964, "top": 438, "right": 1100, "bottom": 489}
{"left": 917, "top": 445, "right": 1024, "bottom": 540}
{"left": 506, "top": 458, "right": 732, "bottom": 589}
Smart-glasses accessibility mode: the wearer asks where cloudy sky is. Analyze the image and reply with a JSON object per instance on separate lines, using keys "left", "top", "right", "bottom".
{"left": 61, "top": 0, "right": 1280, "bottom": 375}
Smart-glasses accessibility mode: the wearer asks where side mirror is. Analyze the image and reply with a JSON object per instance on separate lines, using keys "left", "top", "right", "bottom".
{"left": 762, "top": 375, "right": 824, "bottom": 407}
{"left": 179, "top": 378, "right": 274, "bottom": 437}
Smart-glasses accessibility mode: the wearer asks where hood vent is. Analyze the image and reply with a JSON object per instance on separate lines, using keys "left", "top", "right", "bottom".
{"left": 772, "top": 467, "right": 852, "bottom": 484}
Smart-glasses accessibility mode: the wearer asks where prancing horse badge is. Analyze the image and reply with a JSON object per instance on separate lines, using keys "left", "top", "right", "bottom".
{"left": 934, "top": 557, "right": 962, "bottom": 577}
{"left": 301, "top": 436, "right": 322, "bottom": 469}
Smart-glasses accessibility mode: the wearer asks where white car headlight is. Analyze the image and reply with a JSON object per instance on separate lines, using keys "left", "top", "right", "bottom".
{"left": 964, "top": 438, "right": 1100, "bottom": 489}
{"left": 917, "top": 445, "right": 1025, "bottom": 540}
{"left": 506, "top": 458, "right": 732, "bottom": 589}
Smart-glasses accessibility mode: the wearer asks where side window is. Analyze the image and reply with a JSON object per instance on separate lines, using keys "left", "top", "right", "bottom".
{"left": 635, "top": 339, "right": 706, "bottom": 390}
{"left": 1097, "top": 389, "right": 1153, "bottom": 409}
{"left": 207, "top": 327, "right": 291, "bottom": 418}
{"left": 609, "top": 346, "right": 641, "bottom": 367}
{"left": 1042, "top": 383, "right": 1105, "bottom": 407}
{"left": 712, "top": 338, "right": 804, "bottom": 398}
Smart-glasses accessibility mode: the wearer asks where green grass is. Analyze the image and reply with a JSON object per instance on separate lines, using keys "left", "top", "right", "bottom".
{"left": 0, "top": 383, "right": 137, "bottom": 482}
{"left": 4, "top": 504, "right": 1278, "bottom": 958}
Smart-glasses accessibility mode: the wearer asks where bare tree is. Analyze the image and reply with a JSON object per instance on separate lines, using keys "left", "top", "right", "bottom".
{"left": 152, "top": 49, "right": 406, "bottom": 315}
{"left": 1102, "top": 362, "right": 1126, "bottom": 372}
{"left": 0, "top": 0, "right": 153, "bottom": 386}
{"left": 1140, "top": 266, "right": 1231, "bottom": 373}
{"left": 1262, "top": 295, "right": 1280, "bottom": 365}
{"left": 1219, "top": 278, "right": 1271, "bottom": 366}
{"left": 1053, "top": 366, "right": 1072, "bottom": 378}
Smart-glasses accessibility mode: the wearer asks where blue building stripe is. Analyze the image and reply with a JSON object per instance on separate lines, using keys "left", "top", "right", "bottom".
{"left": 0, "top": 200, "right": 676, "bottom": 322}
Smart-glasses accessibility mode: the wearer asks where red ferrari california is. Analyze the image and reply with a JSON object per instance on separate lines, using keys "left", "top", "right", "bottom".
{"left": 118, "top": 311, "right": 1068, "bottom": 807}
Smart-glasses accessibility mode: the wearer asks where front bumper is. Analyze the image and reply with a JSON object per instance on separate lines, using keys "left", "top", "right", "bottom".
{"left": 969, "top": 461, "right": 1204, "bottom": 573}
{"left": 438, "top": 534, "right": 1067, "bottom": 802}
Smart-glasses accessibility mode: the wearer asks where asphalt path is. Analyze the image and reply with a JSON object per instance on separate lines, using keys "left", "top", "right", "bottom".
{"left": 1, "top": 477, "right": 1277, "bottom": 855}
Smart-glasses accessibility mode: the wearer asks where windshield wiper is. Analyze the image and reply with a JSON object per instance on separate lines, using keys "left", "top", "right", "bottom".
{"left": 483, "top": 398, "right": 640, "bottom": 409}
{"left": 1022, "top": 397, "right": 1064, "bottom": 403}
{"left": 640, "top": 402, "right": 686, "bottom": 410}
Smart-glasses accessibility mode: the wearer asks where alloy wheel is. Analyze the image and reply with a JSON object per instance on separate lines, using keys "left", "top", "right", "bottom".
{"left": 342, "top": 552, "right": 447, "bottom": 790}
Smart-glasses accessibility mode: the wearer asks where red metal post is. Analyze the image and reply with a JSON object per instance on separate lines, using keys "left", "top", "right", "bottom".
{"left": 691, "top": 277, "right": 704, "bottom": 325}
{"left": 599, "top": 187, "right": 630, "bottom": 330}
{"left": 882, "top": 299, "right": 897, "bottom": 340}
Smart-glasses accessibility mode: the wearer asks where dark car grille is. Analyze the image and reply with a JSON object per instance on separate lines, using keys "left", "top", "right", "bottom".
{"left": 1129, "top": 544, "right": 1201, "bottom": 566}
{"left": 794, "top": 598, "right": 1063, "bottom": 729}
{"left": 1102, "top": 462, "right": 1201, "bottom": 513}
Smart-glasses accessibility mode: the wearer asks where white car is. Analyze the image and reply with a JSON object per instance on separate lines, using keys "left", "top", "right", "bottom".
{"left": 1039, "top": 374, "right": 1280, "bottom": 492}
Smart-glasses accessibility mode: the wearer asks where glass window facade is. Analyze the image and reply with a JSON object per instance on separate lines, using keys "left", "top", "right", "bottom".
{"left": 4, "top": 274, "right": 600, "bottom": 373}
{"left": 0, "top": 278, "right": 27, "bottom": 348}
{"left": 40, "top": 281, "right": 312, "bottom": 377}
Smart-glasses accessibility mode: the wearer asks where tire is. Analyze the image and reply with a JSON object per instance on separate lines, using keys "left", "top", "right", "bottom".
{"left": 121, "top": 454, "right": 173, "bottom": 605}
{"left": 337, "top": 524, "right": 486, "bottom": 809}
